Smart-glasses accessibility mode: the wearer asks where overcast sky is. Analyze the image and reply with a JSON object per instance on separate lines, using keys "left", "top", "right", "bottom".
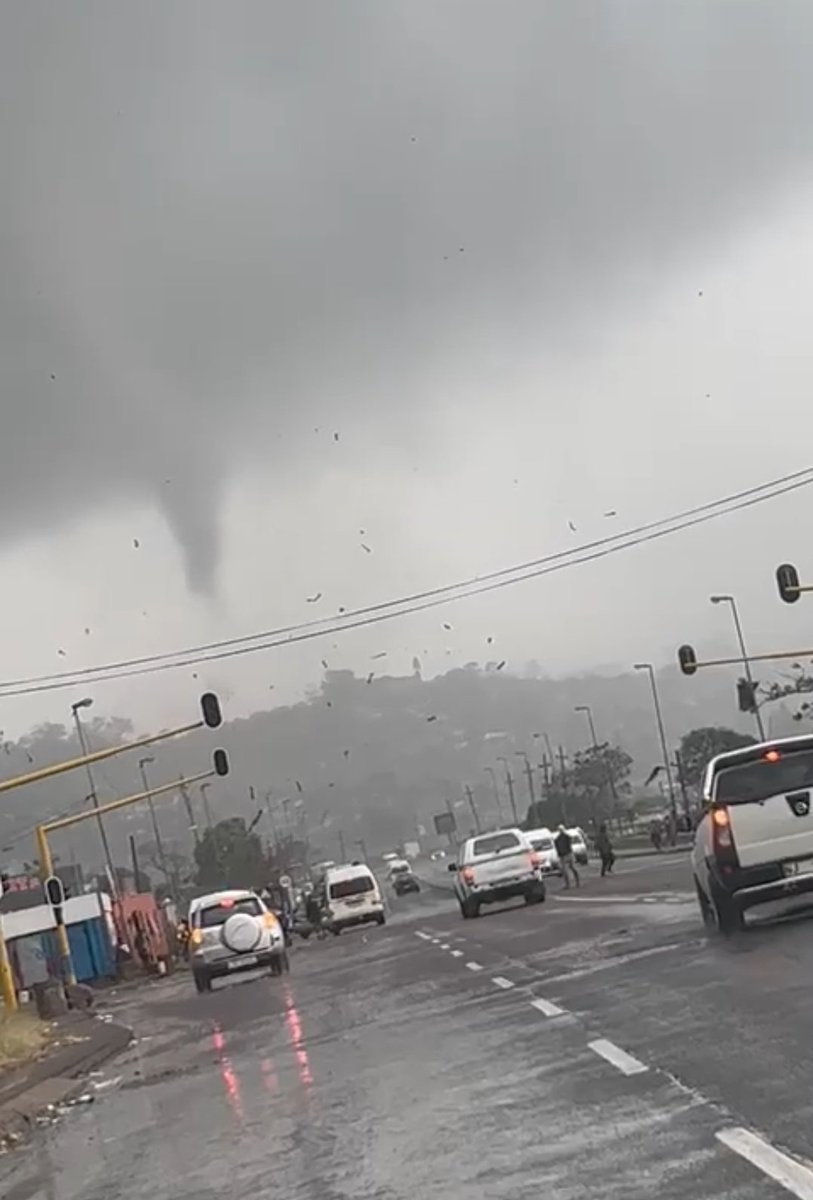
{"left": 3, "top": 1, "right": 813, "bottom": 739}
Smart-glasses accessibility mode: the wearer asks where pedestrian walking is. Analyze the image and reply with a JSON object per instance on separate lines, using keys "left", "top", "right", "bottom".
{"left": 596, "top": 822, "right": 615, "bottom": 877}
{"left": 554, "top": 825, "right": 580, "bottom": 889}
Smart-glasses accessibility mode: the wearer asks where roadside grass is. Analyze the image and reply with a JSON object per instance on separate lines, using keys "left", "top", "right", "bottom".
{"left": 0, "top": 1012, "right": 49, "bottom": 1071}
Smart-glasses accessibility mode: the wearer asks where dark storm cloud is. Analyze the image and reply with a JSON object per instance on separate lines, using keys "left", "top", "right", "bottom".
{"left": 2, "top": 1, "right": 813, "bottom": 590}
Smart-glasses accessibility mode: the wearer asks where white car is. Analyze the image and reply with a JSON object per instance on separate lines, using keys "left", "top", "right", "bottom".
{"left": 691, "top": 734, "right": 813, "bottom": 933}
{"left": 568, "top": 827, "right": 589, "bottom": 866}
{"left": 524, "top": 827, "right": 561, "bottom": 874}
{"left": 188, "top": 889, "right": 288, "bottom": 993}
{"left": 325, "top": 863, "right": 386, "bottom": 933}
{"left": 450, "top": 828, "right": 546, "bottom": 918}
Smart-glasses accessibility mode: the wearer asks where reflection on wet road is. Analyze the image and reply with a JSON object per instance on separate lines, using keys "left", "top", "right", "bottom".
{"left": 4, "top": 858, "right": 813, "bottom": 1198}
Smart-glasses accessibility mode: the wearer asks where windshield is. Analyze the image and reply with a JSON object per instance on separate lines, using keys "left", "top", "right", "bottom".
{"left": 330, "top": 875, "right": 374, "bottom": 899}
{"left": 197, "top": 897, "right": 261, "bottom": 928}
{"left": 471, "top": 832, "right": 521, "bottom": 856}
{"left": 715, "top": 751, "right": 813, "bottom": 804}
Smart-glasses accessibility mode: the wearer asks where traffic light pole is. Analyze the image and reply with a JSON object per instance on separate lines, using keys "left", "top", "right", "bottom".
{"left": 36, "top": 763, "right": 225, "bottom": 988}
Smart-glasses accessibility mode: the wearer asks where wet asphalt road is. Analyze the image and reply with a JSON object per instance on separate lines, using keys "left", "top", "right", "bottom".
{"left": 5, "top": 856, "right": 813, "bottom": 1198}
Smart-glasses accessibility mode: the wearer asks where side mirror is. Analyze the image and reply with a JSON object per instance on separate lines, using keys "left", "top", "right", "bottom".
{"left": 447, "top": 863, "right": 457, "bottom": 873}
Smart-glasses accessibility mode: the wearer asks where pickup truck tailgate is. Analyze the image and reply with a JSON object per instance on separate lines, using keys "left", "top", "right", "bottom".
{"left": 471, "top": 848, "right": 533, "bottom": 884}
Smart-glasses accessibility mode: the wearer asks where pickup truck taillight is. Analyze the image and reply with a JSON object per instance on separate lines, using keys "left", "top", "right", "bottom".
{"left": 711, "top": 805, "right": 738, "bottom": 867}
{"left": 529, "top": 851, "right": 542, "bottom": 869}
{"left": 461, "top": 867, "right": 475, "bottom": 885}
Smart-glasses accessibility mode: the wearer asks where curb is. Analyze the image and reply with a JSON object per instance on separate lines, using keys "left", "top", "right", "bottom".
{"left": 0, "top": 1015, "right": 131, "bottom": 1152}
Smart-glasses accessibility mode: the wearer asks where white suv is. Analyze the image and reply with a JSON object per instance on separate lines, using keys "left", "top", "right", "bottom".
{"left": 692, "top": 734, "right": 813, "bottom": 933}
{"left": 188, "top": 889, "right": 288, "bottom": 992}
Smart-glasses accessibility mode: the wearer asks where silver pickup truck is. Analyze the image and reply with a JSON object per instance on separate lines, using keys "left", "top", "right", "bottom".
{"left": 450, "top": 828, "right": 546, "bottom": 918}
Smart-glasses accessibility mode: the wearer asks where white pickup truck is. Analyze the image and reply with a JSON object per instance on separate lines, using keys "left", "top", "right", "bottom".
{"left": 450, "top": 828, "right": 546, "bottom": 918}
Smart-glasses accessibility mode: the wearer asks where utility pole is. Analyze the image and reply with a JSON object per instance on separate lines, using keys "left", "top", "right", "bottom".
{"left": 139, "top": 757, "right": 171, "bottom": 891}
{"left": 483, "top": 766, "right": 504, "bottom": 823}
{"left": 200, "top": 782, "right": 214, "bottom": 829}
{"left": 464, "top": 785, "right": 482, "bottom": 833}
{"left": 129, "top": 835, "right": 142, "bottom": 893}
{"left": 497, "top": 757, "right": 519, "bottom": 825}
{"left": 634, "top": 663, "right": 677, "bottom": 828}
{"left": 338, "top": 830, "right": 347, "bottom": 863}
{"left": 557, "top": 745, "right": 568, "bottom": 784}
{"left": 710, "top": 593, "right": 766, "bottom": 739}
{"left": 575, "top": 704, "right": 618, "bottom": 806}
{"left": 178, "top": 777, "right": 200, "bottom": 846}
{"left": 71, "top": 699, "right": 118, "bottom": 897}
{"left": 673, "top": 750, "right": 691, "bottom": 823}
{"left": 516, "top": 752, "right": 536, "bottom": 810}
{"left": 539, "top": 755, "right": 551, "bottom": 796}
{"left": 355, "top": 838, "right": 368, "bottom": 863}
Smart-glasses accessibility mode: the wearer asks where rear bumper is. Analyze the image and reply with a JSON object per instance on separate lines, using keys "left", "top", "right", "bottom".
{"left": 470, "top": 877, "right": 545, "bottom": 904}
{"left": 331, "top": 912, "right": 383, "bottom": 929}
{"left": 712, "top": 860, "right": 813, "bottom": 910}
{"left": 196, "top": 949, "right": 282, "bottom": 979}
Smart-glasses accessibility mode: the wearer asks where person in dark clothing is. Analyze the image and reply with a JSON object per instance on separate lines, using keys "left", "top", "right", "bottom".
{"left": 554, "top": 825, "right": 580, "bottom": 889}
{"left": 596, "top": 822, "right": 615, "bottom": 877}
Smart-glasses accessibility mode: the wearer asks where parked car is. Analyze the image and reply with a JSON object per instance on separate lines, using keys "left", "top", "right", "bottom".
{"left": 524, "top": 827, "right": 561, "bottom": 875}
{"left": 325, "top": 863, "right": 386, "bottom": 933}
{"left": 568, "top": 827, "right": 589, "bottom": 866}
{"left": 692, "top": 734, "right": 813, "bottom": 934}
{"left": 188, "top": 889, "right": 288, "bottom": 993}
{"left": 450, "top": 828, "right": 546, "bottom": 918}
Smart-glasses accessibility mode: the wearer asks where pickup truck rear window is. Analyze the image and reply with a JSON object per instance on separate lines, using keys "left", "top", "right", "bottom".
{"left": 471, "top": 832, "right": 521, "bottom": 856}
{"left": 715, "top": 750, "right": 813, "bottom": 805}
{"left": 531, "top": 838, "right": 555, "bottom": 851}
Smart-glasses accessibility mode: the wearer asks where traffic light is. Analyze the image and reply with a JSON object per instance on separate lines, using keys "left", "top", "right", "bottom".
{"left": 737, "top": 677, "right": 759, "bottom": 713}
{"left": 44, "top": 875, "right": 65, "bottom": 924}
{"left": 678, "top": 644, "right": 698, "bottom": 676}
{"left": 200, "top": 692, "right": 223, "bottom": 728}
{"left": 776, "top": 562, "right": 801, "bottom": 604}
{"left": 213, "top": 748, "right": 229, "bottom": 777}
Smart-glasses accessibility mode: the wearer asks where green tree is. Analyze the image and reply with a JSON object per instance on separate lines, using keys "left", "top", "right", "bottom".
{"left": 524, "top": 744, "right": 632, "bottom": 829}
{"left": 678, "top": 727, "right": 757, "bottom": 789}
{"left": 194, "top": 818, "right": 269, "bottom": 891}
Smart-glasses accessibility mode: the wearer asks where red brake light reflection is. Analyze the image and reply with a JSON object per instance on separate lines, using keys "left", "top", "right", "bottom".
{"left": 763, "top": 749, "right": 781, "bottom": 763}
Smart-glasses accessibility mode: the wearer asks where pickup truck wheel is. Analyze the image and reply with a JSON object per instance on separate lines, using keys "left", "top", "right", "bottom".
{"left": 462, "top": 897, "right": 480, "bottom": 919}
{"left": 458, "top": 901, "right": 470, "bottom": 919}
{"left": 193, "top": 970, "right": 211, "bottom": 994}
{"left": 525, "top": 884, "right": 546, "bottom": 905}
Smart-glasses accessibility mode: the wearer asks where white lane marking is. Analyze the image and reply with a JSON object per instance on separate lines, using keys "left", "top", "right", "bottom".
{"left": 492, "top": 976, "right": 515, "bottom": 990}
{"left": 717, "top": 1128, "right": 813, "bottom": 1199}
{"left": 588, "top": 1039, "right": 648, "bottom": 1076}
{"left": 430, "top": 938, "right": 440, "bottom": 944}
{"left": 450, "top": 949, "right": 464, "bottom": 958}
{"left": 541, "top": 941, "right": 690, "bottom": 985}
{"left": 466, "top": 961, "right": 484, "bottom": 972}
{"left": 554, "top": 893, "right": 695, "bottom": 904}
{"left": 530, "top": 997, "right": 565, "bottom": 1018}
{"left": 440, "top": 943, "right": 450, "bottom": 950}
{"left": 415, "top": 931, "right": 431, "bottom": 940}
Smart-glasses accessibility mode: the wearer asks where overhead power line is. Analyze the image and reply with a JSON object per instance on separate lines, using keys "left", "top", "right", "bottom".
{"left": 1, "top": 465, "right": 811, "bottom": 700}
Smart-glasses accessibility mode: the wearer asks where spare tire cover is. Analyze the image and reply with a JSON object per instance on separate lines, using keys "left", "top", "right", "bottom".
{"left": 221, "top": 912, "right": 262, "bottom": 953}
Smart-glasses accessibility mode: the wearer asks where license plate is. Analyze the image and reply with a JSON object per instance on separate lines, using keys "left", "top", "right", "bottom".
{"left": 228, "top": 955, "right": 257, "bottom": 970}
{"left": 783, "top": 859, "right": 813, "bottom": 878}
{"left": 346, "top": 898, "right": 363, "bottom": 906}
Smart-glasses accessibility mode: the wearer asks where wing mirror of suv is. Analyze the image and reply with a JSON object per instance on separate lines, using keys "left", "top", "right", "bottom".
{"left": 447, "top": 862, "right": 457, "bottom": 872}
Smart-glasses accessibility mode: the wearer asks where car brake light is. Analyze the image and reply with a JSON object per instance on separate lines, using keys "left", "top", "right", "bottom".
{"left": 461, "top": 867, "right": 475, "bottom": 885}
{"left": 220, "top": 898, "right": 235, "bottom": 908}
{"left": 190, "top": 928, "right": 202, "bottom": 946}
{"left": 529, "top": 851, "right": 542, "bottom": 868}
{"left": 763, "top": 749, "right": 781, "bottom": 762}
{"left": 712, "top": 805, "right": 734, "bottom": 850}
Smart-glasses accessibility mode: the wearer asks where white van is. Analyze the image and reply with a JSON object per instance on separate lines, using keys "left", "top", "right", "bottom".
{"left": 325, "top": 863, "right": 386, "bottom": 934}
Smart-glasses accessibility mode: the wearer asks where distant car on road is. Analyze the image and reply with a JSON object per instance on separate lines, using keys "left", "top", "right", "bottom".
{"left": 568, "top": 827, "right": 589, "bottom": 866}
{"left": 325, "top": 863, "right": 386, "bottom": 933}
{"left": 692, "top": 734, "right": 813, "bottom": 933}
{"left": 188, "top": 889, "right": 288, "bottom": 993}
{"left": 450, "top": 828, "right": 546, "bottom": 918}
{"left": 429, "top": 849, "right": 447, "bottom": 861}
{"left": 388, "top": 861, "right": 421, "bottom": 895}
{"left": 524, "top": 827, "right": 561, "bottom": 875}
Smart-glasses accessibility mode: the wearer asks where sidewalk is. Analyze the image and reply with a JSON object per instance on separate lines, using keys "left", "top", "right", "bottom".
{"left": 0, "top": 1011, "right": 131, "bottom": 1151}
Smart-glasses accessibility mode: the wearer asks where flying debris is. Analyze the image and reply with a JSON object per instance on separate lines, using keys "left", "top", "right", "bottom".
{"left": 371, "top": 652, "right": 387, "bottom": 660}
{"left": 486, "top": 636, "right": 493, "bottom": 644}
{"left": 603, "top": 510, "right": 617, "bottom": 518}
{"left": 57, "top": 650, "right": 66, "bottom": 657}
{"left": 295, "top": 781, "right": 303, "bottom": 793}
{"left": 496, "top": 660, "right": 506, "bottom": 671}
{"left": 321, "top": 659, "right": 329, "bottom": 670}
{"left": 366, "top": 672, "right": 374, "bottom": 685}
{"left": 306, "top": 592, "right": 323, "bottom": 604}
{"left": 443, "top": 623, "right": 452, "bottom": 631}
{"left": 343, "top": 749, "right": 350, "bottom": 758}
{"left": 361, "top": 544, "right": 372, "bottom": 554}
{"left": 427, "top": 715, "right": 438, "bottom": 723}
{"left": 568, "top": 521, "right": 577, "bottom": 532}
{"left": 133, "top": 539, "right": 140, "bottom": 548}
{"left": 334, "top": 432, "right": 340, "bottom": 442}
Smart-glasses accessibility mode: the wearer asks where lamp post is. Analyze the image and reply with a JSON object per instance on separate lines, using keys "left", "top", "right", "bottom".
{"left": 200, "top": 782, "right": 214, "bottom": 829}
{"left": 71, "top": 698, "right": 117, "bottom": 895}
{"left": 574, "top": 704, "right": 618, "bottom": 805}
{"left": 710, "top": 594, "right": 766, "bottom": 739}
{"left": 483, "top": 766, "right": 504, "bottom": 824}
{"left": 516, "top": 751, "right": 537, "bottom": 809}
{"left": 633, "top": 664, "right": 677, "bottom": 826}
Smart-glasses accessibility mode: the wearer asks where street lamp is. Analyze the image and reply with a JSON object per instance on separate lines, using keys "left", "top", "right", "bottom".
{"left": 138, "top": 756, "right": 171, "bottom": 890}
{"left": 633, "top": 664, "right": 677, "bottom": 826}
{"left": 574, "top": 705, "right": 618, "bottom": 804}
{"left": 496, "top": 756, "right": 519, "bottom": 825}
{"left": 483, "top": 766, "right": 504, "bottom": 822}
{"left": 71, "top": 698, "right": 117, "bottom": 894}
{"left": 710, "top": 594, "right": 766, "bottom": 739}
